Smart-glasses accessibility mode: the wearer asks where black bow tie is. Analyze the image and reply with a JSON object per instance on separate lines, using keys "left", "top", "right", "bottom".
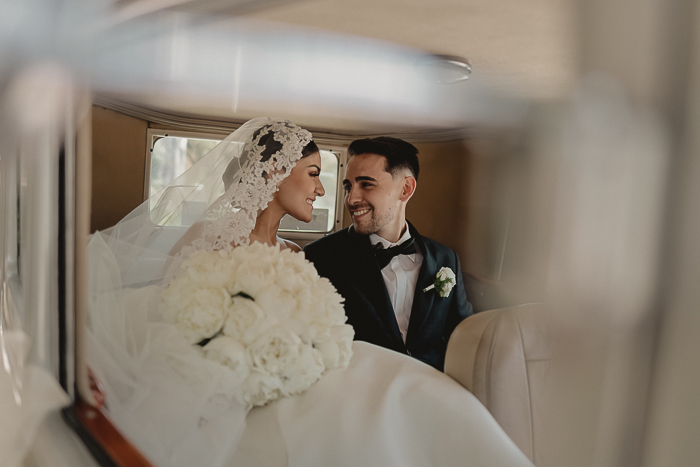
{"left": 373, "top": 237, "right": 417, "bottom": 269}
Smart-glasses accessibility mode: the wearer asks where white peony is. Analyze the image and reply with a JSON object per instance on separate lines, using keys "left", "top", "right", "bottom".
{"left": 247, "top": 326, "right": 307, "bottom": 375}
{"left": 161, "top": 285, "right": 229, "bottom": 344}
{"left": 294, "top": 287, "right": 324, "bottom": 317}
{"left": 242, "top": 369, "right": 284, "bottom": 407}
{"left": 202, "top": 335, "right": 250, "bottom": 383}
{"left": 240, "top": 329, "right": 322, "bottom": 407}
{"left": 254, "top": 284, "right": 296, "bottom": 321}
{"left": 313, "top": 325, "right": 355, "bottom": 369}
{"left": 222, "top": 296, "right": 277, "bottom": 346}
{"left": 179, "top": 249, "right": 236, "bottom": 288}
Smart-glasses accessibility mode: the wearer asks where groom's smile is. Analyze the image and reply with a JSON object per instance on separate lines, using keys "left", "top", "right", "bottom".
{"left": 351, "top": 207, "right": 371, "bottom": 218}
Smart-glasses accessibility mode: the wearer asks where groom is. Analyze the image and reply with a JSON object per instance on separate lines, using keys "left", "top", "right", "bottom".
{"left": 304, "top": 137, "right": 473, "bottom": 371}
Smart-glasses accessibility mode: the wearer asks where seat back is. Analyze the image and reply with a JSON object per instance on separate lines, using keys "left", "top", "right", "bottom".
{"left": 444, "top": 303, "right": 552, "bottom": 465}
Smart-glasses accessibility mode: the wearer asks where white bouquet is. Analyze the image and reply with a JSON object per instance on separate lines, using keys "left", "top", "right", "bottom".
{"left": 160, "top": 242, "right": 354, "bottom": 407}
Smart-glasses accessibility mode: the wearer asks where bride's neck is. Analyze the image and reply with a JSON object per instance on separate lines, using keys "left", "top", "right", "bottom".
{"left": 249, "top": 204, "right": 285, "bottom": 246}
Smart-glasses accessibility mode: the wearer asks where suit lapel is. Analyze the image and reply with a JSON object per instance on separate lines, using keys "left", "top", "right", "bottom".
{"left": 406, "top": 223, "right": 436, "bottom": 344}
{"left": 345, "top": 227, "right": 403, "bottom": 344}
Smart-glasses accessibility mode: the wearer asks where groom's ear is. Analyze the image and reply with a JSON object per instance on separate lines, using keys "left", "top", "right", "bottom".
{"left": 399, "top": 176, "right": 417, "bottom": 202}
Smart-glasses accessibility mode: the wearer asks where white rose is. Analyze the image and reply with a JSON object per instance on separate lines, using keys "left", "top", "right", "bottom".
{"left": 160, "top": 285, "right": 229, "bottom": 344}
{"left": 223, "top": 296, "right": 277, "bottom": 346}
{"left": 436, "top": 267, "right": 456, "bottom": 297}
{"left": 436, "top": 267, "right": 456, "bottom": 282}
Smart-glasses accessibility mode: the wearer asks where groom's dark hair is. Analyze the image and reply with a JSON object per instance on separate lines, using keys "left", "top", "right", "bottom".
{"left": 347, "top": 137, "right": 419, "bottom": 180}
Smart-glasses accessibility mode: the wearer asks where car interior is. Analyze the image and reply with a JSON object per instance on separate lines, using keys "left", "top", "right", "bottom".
{"left": 2, "top": 0, "right": 700, "bottom": 466}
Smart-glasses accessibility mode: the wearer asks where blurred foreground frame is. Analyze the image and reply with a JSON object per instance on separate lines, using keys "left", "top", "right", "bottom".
{"left": 0, "top": 0, "right": 700, "bottom": 466}
{"left": 531, "top": 0, "right": 700, "bottom": 466}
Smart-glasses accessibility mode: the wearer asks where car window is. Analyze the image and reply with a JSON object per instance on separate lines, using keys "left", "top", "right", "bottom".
{"left": 148, "top": 133, "right": 340, "bottom": 232}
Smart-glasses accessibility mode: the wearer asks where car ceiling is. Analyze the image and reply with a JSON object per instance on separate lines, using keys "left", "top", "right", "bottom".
{"left": 105, "top": 0, "right": 580, "bottom": 133}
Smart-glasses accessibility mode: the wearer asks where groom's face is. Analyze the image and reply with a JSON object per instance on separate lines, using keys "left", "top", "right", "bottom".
{"left": 343, "top": 153, "right": 404, "bottom": 238}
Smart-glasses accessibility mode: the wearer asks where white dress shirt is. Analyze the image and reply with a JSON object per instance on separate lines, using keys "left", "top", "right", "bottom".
{"left": 369, "top": 223, "right": 424, "bottom": 343}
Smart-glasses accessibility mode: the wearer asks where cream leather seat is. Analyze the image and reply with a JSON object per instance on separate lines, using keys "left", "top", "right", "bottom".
{"left": 444, "top": 303, "right": 552, "bottom": 465}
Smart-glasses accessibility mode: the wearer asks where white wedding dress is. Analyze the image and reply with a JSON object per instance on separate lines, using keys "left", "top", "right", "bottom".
{"left": 87, "top": 232, "right": 532, "bottom": 467}
{"left": 231, "top": 342, "right": 532, "bottom": 467}
{"left": 86, "top": 118, "right": 533, "bottom": 467}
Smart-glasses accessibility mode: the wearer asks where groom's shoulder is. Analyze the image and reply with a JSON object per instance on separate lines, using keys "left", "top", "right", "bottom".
{"left": 416, "top": 232, "right": 459, "bottom": 261}
{"left": 304, "top": 228, "right": 351, "bottom": 256}
{"left": 420, "top": 234, "right": 449, "bottom": 251}
{"left": 421, "top": 237, "right": 452, "bottom": 251}
{"left": 409, "top": 222, "right": 454, "bottom": 256}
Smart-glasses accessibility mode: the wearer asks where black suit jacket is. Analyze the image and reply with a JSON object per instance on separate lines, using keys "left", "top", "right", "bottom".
{"left": 304, "top": 222, "right": 473, "bottom": 371}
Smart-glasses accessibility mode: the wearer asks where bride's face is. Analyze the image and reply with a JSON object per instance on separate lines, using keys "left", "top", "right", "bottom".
{"left": 275, "top": 152, "right": 325, "bottom": 222}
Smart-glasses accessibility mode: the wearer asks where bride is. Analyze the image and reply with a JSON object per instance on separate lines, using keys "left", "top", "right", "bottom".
{"left": 87, "top": 117, "right": 533, "bottom": 467}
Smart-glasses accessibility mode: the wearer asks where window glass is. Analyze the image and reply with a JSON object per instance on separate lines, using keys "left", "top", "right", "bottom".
{"left": 149, "top": 136, "right": 339, "bottom": 232}
{"left": 150, "top": 136, "right": 220, "bottom": 198}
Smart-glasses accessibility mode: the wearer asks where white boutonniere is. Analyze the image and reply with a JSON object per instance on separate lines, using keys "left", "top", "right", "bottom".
{"left": 423, "top": 267, "right": 456, "bottom": 298}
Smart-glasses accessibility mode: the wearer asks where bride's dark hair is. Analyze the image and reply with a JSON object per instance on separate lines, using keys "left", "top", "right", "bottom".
{"left": 253, "top": 125, "right": 319, "bottom": 162}
{"left": 302, "top": 140, "right": 320, "bottom": 157}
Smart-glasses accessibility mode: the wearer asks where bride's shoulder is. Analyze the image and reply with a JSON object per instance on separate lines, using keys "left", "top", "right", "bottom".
{"left": 242, "top": 234, "right": 300, "bottom": 252}
{"left": 277, "top": 237, "right": 301, "bottom": 252}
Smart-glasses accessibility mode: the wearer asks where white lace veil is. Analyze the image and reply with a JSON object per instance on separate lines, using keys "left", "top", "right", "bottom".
{"left": 100, "top": 117, "right": 313, "bottom": 288}
{"left": 86, "top": 117, "right": 313, "bottom": 467}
